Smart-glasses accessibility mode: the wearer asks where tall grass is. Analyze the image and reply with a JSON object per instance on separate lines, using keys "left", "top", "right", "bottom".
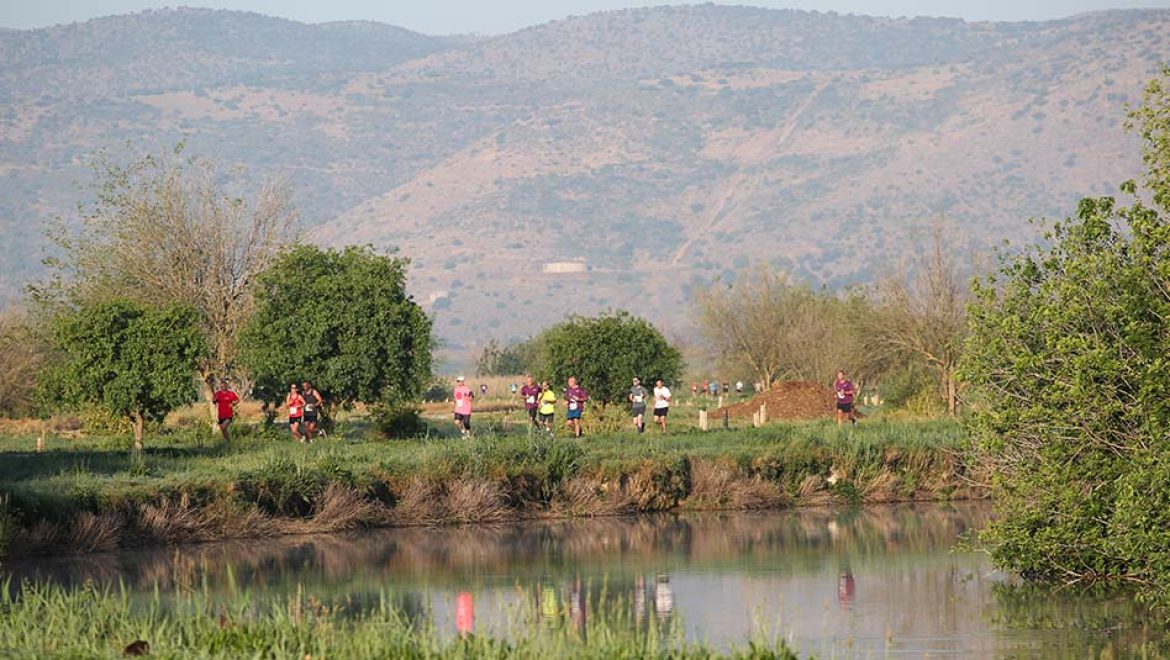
{"left": 0, "top": 581, "right": 799, "bottom": 659}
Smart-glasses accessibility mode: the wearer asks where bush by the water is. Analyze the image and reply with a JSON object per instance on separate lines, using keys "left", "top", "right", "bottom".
{"left": 963, "top": 69, "right": 1170, "bottom": 594}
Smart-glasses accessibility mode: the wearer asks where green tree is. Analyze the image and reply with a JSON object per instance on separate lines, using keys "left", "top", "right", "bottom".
{"left": 39, "top": 300, "right": 206, "bottom": 450}
{"left": 693, "top": 267, "right": 875, "bottom": 388}
{"left": 475, "top": 337, "right": 543, "bottom": 376}
{"left": 864, "top": 228, "right": 968, "bottom": 416}
{"left": 34, "top": 145, "right": 296, "bottom": 427}
{"left": 239, "top": 245, "right": 432, "bottom": 412}
{"left": 538, "top": 312, "right": 683, "bottom": 408}
{"left": 961, "top": 68, "right": 1170, "bottom": 590}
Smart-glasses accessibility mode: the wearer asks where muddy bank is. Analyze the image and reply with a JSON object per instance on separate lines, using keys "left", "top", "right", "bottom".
{"left": 0, "top": 449, "right": 983, "bottom": 558}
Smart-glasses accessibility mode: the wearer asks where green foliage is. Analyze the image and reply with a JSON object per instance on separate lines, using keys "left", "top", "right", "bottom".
{"left": 538, "top": 311, "right": 683, "bottom": 407}
{"left": 38, "top": 299, "right": 205, "bottom": 445}
{"left": 239, "top": 245, "right": 433, "bottom": 408}
{"left": 475, "top": 337, "right": 542, "bottom": 377}
{"left": 369, "top": 399, "right": 427, "bottom": 439}
{"left": 962, "top": 70, "right": 1170, "bottom": 591}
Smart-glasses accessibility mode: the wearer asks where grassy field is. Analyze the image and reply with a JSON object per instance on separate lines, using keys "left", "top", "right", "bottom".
{"left": 0, "top": 410, "right": 976, "bottom": 558}
{"left": 0, "top": 581, "right": 800, "bottom": 659}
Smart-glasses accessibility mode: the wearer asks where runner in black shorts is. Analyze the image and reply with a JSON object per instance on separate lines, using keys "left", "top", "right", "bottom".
{"left": 629, "top": 377, "right": 648, "bottom": 434}
{"left": 520, "top": 375, "right": 541, "bottom": 427}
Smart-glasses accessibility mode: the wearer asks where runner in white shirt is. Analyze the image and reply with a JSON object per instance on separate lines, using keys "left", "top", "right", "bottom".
{"left": 652, "top": 379, "right": 671, "bottom": 433}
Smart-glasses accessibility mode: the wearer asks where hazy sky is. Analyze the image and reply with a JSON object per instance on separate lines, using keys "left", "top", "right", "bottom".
{"left": 1, "top": 0, "right": 1165, "bottom": 34}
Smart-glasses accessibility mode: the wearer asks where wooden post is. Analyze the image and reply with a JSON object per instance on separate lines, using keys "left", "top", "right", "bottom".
{"left": 760, "top": 404, "right": 767, "bottom": 425}
{"left": 699, "top": 409, "right": 708, "bottom": 431}
{"left": 752, "top": 412, "right": 759, "bottom": 428}
{"left": 36, "top": 421, "right": 45, "bottom": 453}
{"left": 717, "top": 395, "right": 723, "bottom": 410}
{"left": 723, "top": 409, "right": 729, "bottom": 429}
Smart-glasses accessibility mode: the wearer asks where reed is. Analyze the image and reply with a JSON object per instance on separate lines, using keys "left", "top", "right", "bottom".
{"left": 0, "top": 581, "right": 801, "bottom": 659}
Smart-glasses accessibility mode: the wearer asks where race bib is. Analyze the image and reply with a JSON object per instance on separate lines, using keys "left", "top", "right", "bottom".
{"left": 569, "top": 402, "right": 578, "bottom": 410}
{"left": 633, "top": 395, "right": 643, "bottom": 403}
{"left": 290, "top": 406, "right": 300, "bottom": 416}
{"left": 527, "top": 396, "right": 536, "bottom": 404}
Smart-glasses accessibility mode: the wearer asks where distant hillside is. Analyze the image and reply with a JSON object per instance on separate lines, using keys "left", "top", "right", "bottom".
{"left": 0, "top": 6, "right": 1167, "bottom": 366}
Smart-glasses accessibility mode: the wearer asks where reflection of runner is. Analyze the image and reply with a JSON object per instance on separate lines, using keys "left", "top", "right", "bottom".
{"left": 835, "top": 370, "right": 857, "bottom": 426}
{"left": 569, "top": 575, "right": 587, "bottom": 638}
{"left": 629, "top": 377, "right": 648, "bottom": 434}
{"left": 654, "top": 574, "right": 673, "bottom": 622}
{"left": 520, "top": 376, "right": 541, "bottom": 427}
{"left": 540, "top": 577, "right": 560, "bottom": 623}
{"left": 455, "top": 591, "right": 475, "bottom": 636}
{"left": 837, "top": 571, "right": 856, "bottom": 609}
{"left": 633, "top": 574, "right": 647, "bottom": 628}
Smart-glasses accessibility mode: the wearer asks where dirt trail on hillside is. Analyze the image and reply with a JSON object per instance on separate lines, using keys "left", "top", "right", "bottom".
{"left": 669, "top": 83, "right": 825, "bottom": 267}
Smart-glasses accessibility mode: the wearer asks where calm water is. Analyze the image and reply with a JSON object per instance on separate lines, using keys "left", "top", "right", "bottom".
{"left": 2, "top": 503, "right": 1164, "bottom": 657}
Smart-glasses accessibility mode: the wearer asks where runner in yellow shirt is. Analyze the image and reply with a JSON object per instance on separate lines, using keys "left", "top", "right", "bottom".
{"left": 537, "top": 382, "right": 557, "bottom": 434}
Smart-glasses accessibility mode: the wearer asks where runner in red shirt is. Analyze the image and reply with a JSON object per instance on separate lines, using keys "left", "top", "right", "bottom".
{"left": 286, "top": 383, "right": 306, "bottom": 441}
{"left": 212, "top": 380, "right": 240, "bottom": 441}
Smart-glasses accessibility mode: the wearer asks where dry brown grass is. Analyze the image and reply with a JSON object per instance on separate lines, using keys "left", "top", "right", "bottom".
{"left": 796, "top": 474, "right": 833, "bottom": 506}
{"left": 862, "top": 470, "right": 903, "bottom": 503}
{"left": 298, "top": 484, "right": 390, "bottom": 533}
{"left": 687, "top": 459, "right": 785, "bottom": 510}
{"left": 553, "top": 475, "right": 634, "bottom": 517}
{"left": 445, "top": 479, "right": 510, "bottom": 524}
{"left": 70, "top": 512, "right": 123, "bottom": 553}
{"left": 389, "top": 477, "right": 448, "bottom": 525}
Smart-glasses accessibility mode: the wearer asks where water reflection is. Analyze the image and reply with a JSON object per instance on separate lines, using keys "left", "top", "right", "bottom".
{"left": 1, "top": 503, "right": 1165, "bottom": 656}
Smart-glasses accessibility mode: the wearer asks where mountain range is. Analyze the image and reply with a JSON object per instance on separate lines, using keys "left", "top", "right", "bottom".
{"left": 1, "top": 6, "right": 1167, "bottom": 366}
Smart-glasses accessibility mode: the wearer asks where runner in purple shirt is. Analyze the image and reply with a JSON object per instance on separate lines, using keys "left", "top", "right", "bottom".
{"left": 520, "top": 375, "right": 542, "bottom": 427}
{"left": 564, "top": 376, "right": 588, "bottom": 438}
{"left": 835, "top": 370, "right": 857, "bottom": 426}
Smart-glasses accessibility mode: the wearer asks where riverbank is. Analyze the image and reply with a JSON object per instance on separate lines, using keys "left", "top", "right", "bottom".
{"left": 0, "top": 418, "right": 980, "bottom": 557}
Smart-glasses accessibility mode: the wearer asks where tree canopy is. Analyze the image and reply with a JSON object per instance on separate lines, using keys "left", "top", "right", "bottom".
{"left": 39, "top": 299, "right": 206, "bottom": 449}
{"left": 962, "top": 67, "right": 1170, "bottom": 591}
{"left": 34, "top": 145, "right": 296, "bottom": 423}
{"left": 537, "top": 312, "right": 683, "bottom": 408}
{"left": 239, "top": 245, "right": 433, "bottom": 410}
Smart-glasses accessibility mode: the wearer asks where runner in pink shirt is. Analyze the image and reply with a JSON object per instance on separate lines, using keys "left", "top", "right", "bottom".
{"left": 453, "top": 376, "right": 474, "bottom": 437}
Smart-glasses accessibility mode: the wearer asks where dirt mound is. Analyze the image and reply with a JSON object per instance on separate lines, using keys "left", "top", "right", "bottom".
{"left": 717, "top": 380, "right": 836, "bottom": 420}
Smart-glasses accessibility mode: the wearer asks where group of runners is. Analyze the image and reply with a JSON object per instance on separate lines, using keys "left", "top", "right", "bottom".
{"left": 283, "top": 380, "right": 327, "bottom": 442}
{"left": 452, "top": 375, "right": 674, "bottom": 437}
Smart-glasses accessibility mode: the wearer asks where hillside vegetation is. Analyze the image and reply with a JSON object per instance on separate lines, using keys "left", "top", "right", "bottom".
{"left": 0, "top": 6, "right": 1166, "bottom": 360}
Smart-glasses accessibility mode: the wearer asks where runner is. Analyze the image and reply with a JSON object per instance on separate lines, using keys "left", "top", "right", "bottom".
{"left": 629, "top": 377, "right": 648, "bottom": 434}
{"left": 835, "top": 370, "right": 857, "bottom": 426}
{"left": 454, "top": 376, "right": 474, "bottom": 437}
{"left": 285, "top": 382, "right": 305, "bottom": 442}
{"left": 537, "top": 381, "right": 556, "bottom": 433}
{"left": 565, "top": 376, "right": 588, "bottom": 438}
{"left": 520, "top": 375, "right": 542, "bottom": 427}
{"left": 735, "top": 380, "right": 744, "bottom": 394}
{"left": 301, "top": 380, "right": 324, "bottom": 441}
{"left": 652, "top": 379, "right": 671, "bottom": 433}
{"left": 212, "top": 380, "right": 239, "bottom": 441}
